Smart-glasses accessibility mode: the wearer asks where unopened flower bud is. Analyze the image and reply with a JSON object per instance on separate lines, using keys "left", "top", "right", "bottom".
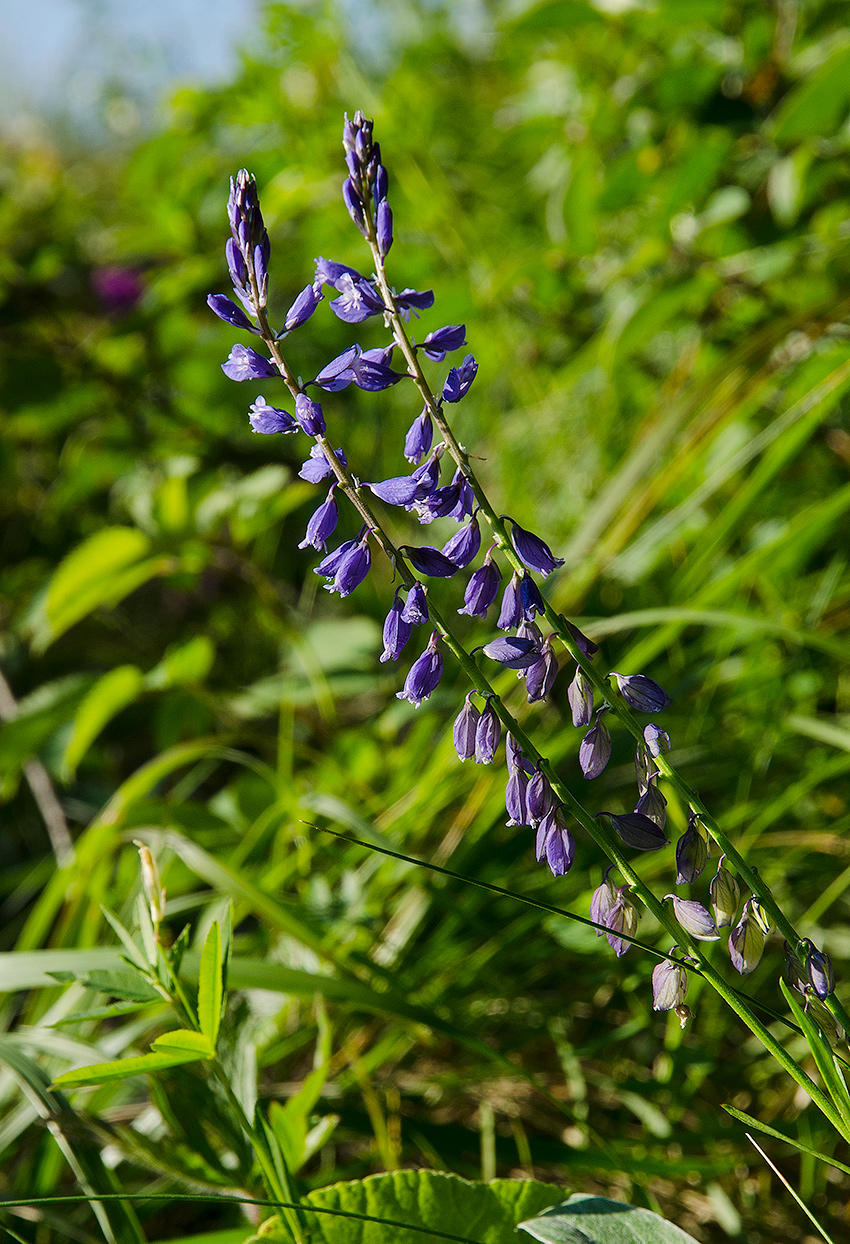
{"left": 676, "top": 818, "right": 709, "bottom": 885}
{"left": 805, "top": 944, "right": 835, "bottom": 1000}
{"left": 729, "top": 900, "right": 766, "bottom": 975}
{"left": 709, "top": 856, "right": 740, "bottom": 927}
{"left": 652, "top": 955, "right": 688, "bottom": 1011}
{"left": 666, "top": 894, "right": 719, "bottom": 941}
{"left": 134, "top": 840, "right": 165, "bottom": 929}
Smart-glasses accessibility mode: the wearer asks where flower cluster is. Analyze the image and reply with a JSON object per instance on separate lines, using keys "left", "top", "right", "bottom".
{"left": 209, "top": 109, "right": 838, "bottom": 1031}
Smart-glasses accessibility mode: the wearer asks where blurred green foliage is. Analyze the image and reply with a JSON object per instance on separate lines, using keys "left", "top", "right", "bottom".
{"left": 2, "top": 0, "right": 850, "bottom": 1240}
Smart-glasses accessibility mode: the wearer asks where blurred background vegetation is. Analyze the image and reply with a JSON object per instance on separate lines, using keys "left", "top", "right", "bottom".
{"left": 3, "top": 0, "right": 850, "bottom": 1240}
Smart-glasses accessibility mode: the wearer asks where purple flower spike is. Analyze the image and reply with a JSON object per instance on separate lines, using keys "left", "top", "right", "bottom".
{"left": 507, "top": 518, "right": 564, "bottom": 578}
{"left": 611, "top": 673, "right": 672, "bottom": 713}
{"left": 208, "top": 293, "right": 258, "bottom": 333}
{"left": 396, "top": 287, "right": 435, "bottom": 319}
{"left": 283, "top": 282, "right": 323, "bottom": 332}
{"left": 298, "top": 486, "right": 338, "bottom": 551}
{"left": 442, "top": 354, "right": 478, "bottom": 403}
{"left": 404, "top": 410, "right": 434, "bottom": 463}
{"left": 568, "top": 666, "right": 594, "bottom": 727}
{"left": 403, "top": 545, "right": 459, "bottom": 578}
{"left": 313, "top": 344, "right": 360, "bottom": 391}
{"left": 299, "top": 444, "right": 347, "bottom": 484}
{"left": 326, "top": 531, "right": 371, "bottom": 598}
{"left": 652, "top": 956, "right": 688, "bottom": 1011}
{"left": 479, "top": 636, "right": 541, "bottom": 669}
{"left": 666, "top": 895, "right": 720, "bottom": 941}
{"left": 368, "top": 474, "right": 422, "bottom": 506}
{"left": 441, "top": 516, "right": 481, "bottom": 568}
{"left": 421, "top": 324, "right": 467, "bottom": 362}
{"left": 536, "top": 806, "right": 575, "bottom": 877}
{"left": 475, "top": 701, "right": 501, "bottom": 765}
{"left": 329, "top": 273, "right": 385, "bottom": 323}
{"left": 505, "top": 770, "right": 529, "bottom": 827}
{"left": 380, "top": 588, "right": 413, "bottom": 663}
{"left": 397, "top": 632, "right": 443, "bottom": 707}
{"left": 525, "top": 637, "right": 558, "bottom": 703}
{"left": 579, "top": 712, "right": 611, "bottom": 779}
{"left": 248, "top": 397, "right": 297, "bottom": 435}
{"left": 397, "top": 582, "right": 427, "bottom": 626}
{"left": 729, "top": 901, "right": 766, "bottom": 975}
{"left": 295, "top": 393, "right": 326, "bottom": 436}
{"left": 453, "top": 694, "right": 480, "bottom": 761}
{"left": 222, "top": 343, "right": 278, "bottom": 381}
{"left": 526, "top": 769, "right": 554, "bottom": 824}
{"left": 497, "top": 573, "right": 521, "bottom": 630}
{"left": 376, "top": 200, "right": 393, "bottom": 257}
{"left": 459, "top": 549, "right": 502, "bottom": 619}
{"left": 602, "top": 811, "right": 668, "bottom": 852}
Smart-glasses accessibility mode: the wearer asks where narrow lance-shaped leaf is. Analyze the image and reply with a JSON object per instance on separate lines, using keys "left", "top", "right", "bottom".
{"left": 198, "top": 920, "right": 223, "bottom": 1050}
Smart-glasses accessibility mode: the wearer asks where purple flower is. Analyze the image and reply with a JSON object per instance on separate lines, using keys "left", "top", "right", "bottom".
{"left": 579, "top": 712, "right": 611, "bottom": 779}
{"left": 479, "top": 636, "right": 541, "bottom": 669}
{"left": 343, "top": 177, "right": 366, "bottom": 234}
{"left": 298, "top": 486, "right": 338, "bottom": 551}
{"left": 525, "top": 636, "right": 558, "bottom": 703}
{"left": 505, "top": 769, "right": 529, "bottom": 827}
{"left": 402, "top": 545, "right": 459, "bottom": 578}
{"left": 396, "top": 288, "right": 434, "bottom": 319}
{"left": 299, "top": 444, "right": 347, "bottom": 484}
{"left": 350, "top": 354, "right": 405, "bottom": 391}
{"left": 590, "top": 869, "right": 618, "bottom": 937}
{"left": 601, "top": 811, "right": 668, "bottom": 852}
{"left": 644, "top": 723, "right": 671, "bottom": 757}
{"left": 564, "top": 620, "right": 598, "bottom": 657}
{"left": 526, "top": 769, "right": 554, "bottom": 823}
{"left": 413, "top": 481, "right": 466, "bottom": 524}
{"left": 323, "top": 531, "right": 371, "bottom": 597}
{"left": 634, "top": 782, "right": 667, "bottom": 831}
{"left": 401, "top": 582, "right": 429, "bottom": 625}
{"left": 222, "top": 344, "right": 278, "bottom": 381}
{"left": 376, "top": 200, "right": 393, "bottom": 257}
{"left": 368, "top": 474, "right": 422, "bottom": 506}
{"left": 729, "top": 901, "right": 766, "bottom": 975}
{"left": 519, "top": 573, "right": 545, "bottom": 621}
{"left": 420, "top": 325, "right": 467, "bottom": 361}
{"left": 448, "top": 470, "right": 476, "bottom": 522}
{"left": 397, "top": 632, "right": 443, "bottom": 707}
{"left": 497, "top": 574, "right": 521, "bottom": 630}
{"left": 610, "top": 673, "right": 671, "bottom": 713}
{"left": 709, "top": 857, "right": 740, "bottom": 928}
{"left": 295, "top": 393, "right": 326, "bottom": 436}
{"left": 441, "top": 516, "right": 481, "bottom": 568}
{"left": 507, "top": 519, "right": 564, "bottom": 578}
{"left": 453, "top": 694, "right": 480, "bottom": 761}
{"left": 410, "top": 447, "right": 443, "bottom": 497}
{"left": 442, "top": 354, "right": 478, "bottom": 403}
{"left": 380, "top": 588, "right": 412, "bottom": 663}
{"left": 568, "top": 666, "right": 594, "bottom": 727}
{"left": 675, "top": 817, "right": 708, "bottom": 884}
{"left": 593, "top": 880, "right": 640, "bottom": 957}
{"left": 313, "top": 345, "right": 360, "bottom": 391}
{"left": 404, "top": 411, "right": 434, "bottom": 463}
{"left": 475, "top": 701, "right": 501, "bottom": 764}
{"left": 314, "top": 538, "right": 357, "bottom": 581}
{"left": 248, "top": 397, "right": 297, "bottom": 435}
{"left": 805, "top": 945, "right": 835, "bottom": 1000}
{"left": 329, "top": 273, "right": 385, "bottom": 323}
{"left": 283, "top": 283, "right": 323, "bottom": 332}
{"left": 536, "top": 806, "right": 575, "bottom": 877}
{"left": 507, "top": 733, "right": 534, "bottom": 777}
{"left": 666, "top": 895, "right": 719, "bottom": 941}
{"left": 459, "top": 549, "right": 502, "bottom": 619}
{"left": 652, "top": 957, "right": 688, "bottom": 1011}
{"left": 374, "top": 163, "right": 389, "bottom": 203}
{"left": 207, "top": 293, "right": 258, "bottom": 333}
{"left": 314, "top": 258, "right": 363, "bottom": 288}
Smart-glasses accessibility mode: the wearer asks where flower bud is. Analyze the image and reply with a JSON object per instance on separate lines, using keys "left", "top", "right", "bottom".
{"left": 666, "top": 895, "right": 719, "bottom": 941}
{"left": 452, "top": 694, "right": 480, "bottom": 762}
{"left": 805, "top": 945, "right": 835, "bottom": 1000}
{"left": 729, "top": 901, "right": 766, "bottom": 975}
{"left": 134, "top": 840, "right": 165, "bottom": 930}
{"left": 652, "top": 955, "right": 688, "bottom": 1011}
{"left": 676, "top": 818, "right": 709, "bottom": 885}
{"left": 709, "top": 856, "right": 740, "bottom": 927}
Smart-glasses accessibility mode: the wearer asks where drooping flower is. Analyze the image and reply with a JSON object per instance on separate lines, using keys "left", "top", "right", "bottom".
{"left": 568, "top": 666, "right": 594, "bottom": 728}
{"left": 442, "top": 354, "right": 478, "bottom": 403}
{"left": 600, "top": 885, "right": 641, "bottom": 956}
{"left": 479, "top": 636, "right": 541, "bottom": 669}
{"left": 420, "top": 324, "right": 467, "bottom": 361}
{"left": 600, "top": 811, "right": 668, "bottom": 851}
{"left": 295, "top": 393, "right": 326, "bottom": 436}
{"left": 350, "top": 353, "right": 405, "bottom": 391}
{"left": 709, "top": 856, "right": 740, "bottom": 928}
{"left": 368, "top": 474, "right": 423, "bottom": 506}
{"left": 453, "top": 694, "right": 480, "bottom": 761}
{"left": 506, "top": 519, "right": 564, "bottom": 577}
{"left": 526, "top": 769, "right": 554, "bottom": 823}
{"left": 401, "top": 582, "right": 429, "bottom": 625}
{"left": 675, "top": 816, "right": 708, "bottom": 884}
{"left": 380, "top": 587, "right": 413, "bottom": 663}
{"left": 458, "top": 549, "right": 502, "bottom": 619}
{"left": 207, "top": 293, "right": 258, "bottom": 333}
{"left": 579, "top": 710, "right": 611, "bottom": 779}
{"left": 324, "top": 530, "right": 371, "bottom": 597}
{"left": 402, "top": 545, "right": 459, "bottom": 578}
{"left": 652, "top": 955, "right": 689, "bottom": 1011}
{"left": 729, "top": 901, "right": 766, "bottom": 975}
{"left": 222, "top": 343, "right": 278, "bottom": 381}
{"left": 475, "top": 701, "right": 501, "bottom": 764}
{"left": 298, "top": 486, "right": 338, "bottom": 551}
{"left": 397, "top": 632, "right": 444, "bottom": 707}
{"left": 441, "top": 516, "right": 481, "bottom": 568}
{"left": 563, "top": 620, "right": 598, "bottom": 657}
{"left": 518, "top": 573, "right": 545, "bottom": 621}
{"left": 395, "top": 288, "right": 434, "bottom": 319}
{"left": 497, "top": 574, "right": 521, "bottom": 630}
{"left": 505, "top": 769, "right": 529, "bottom": 827}
{"left": 536, "top": 805, "right": 575, "bottom": 877}
{"left": 634, "top": 781, "right": 667, "bottom": 831}
{"left": 666, "top": 895, "right": 719, "bottom": 941}
{"left": 283, "top": 282, "right": 323, "bottom": 332}
{"left": 525, "top": 635, "right": 558, "bottom": 703}
{"left": 590, "top": 868, "right": 618, "bottom": 937}
{"left": 312, "top": 344, "right": 360, "bottom": 391}
{"left": 404, "top": 410, "right": 433, "bottom": 463}
{"left": 248, "top": 397, "right": 297, "bottom": 435}
{"left": 644, "top": 723, "right": 671, "bottom": 757}
{"left": 804, "top": 943, "right": 835, "bottom": 1000}
{"left": 610, "top": 673, "right": 671, "bottom": 713}
{"left": 298, "top": 444, "right": 347, "bottom": 484}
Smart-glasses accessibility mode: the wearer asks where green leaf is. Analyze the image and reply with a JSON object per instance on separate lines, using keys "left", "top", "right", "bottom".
{"left": 151, "top": 1029, "right": 215, "bottom": 1057}
{"left": 722, "top": 1105, "right": 850, "bottom": 1179}
{"left": 80, "top": 968, "right": 161, "bottom": 1002}
{"left": 145, "top": 635, "right": 215, "bottom": 689}
{"left": 51, "top": 1038, "right": 212, "bottom": 1088}
{"left": 61, "top": 664, "right": 145, "bottom": 777}
{"left": 518, "top": 1194, "right": 701, "bottom": 1243}
{"left": 302, "top": 1171, "right": 564, "bottom": 1244}
{"left": 197, "top": 922, "right": 223, "bottom": 1050}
